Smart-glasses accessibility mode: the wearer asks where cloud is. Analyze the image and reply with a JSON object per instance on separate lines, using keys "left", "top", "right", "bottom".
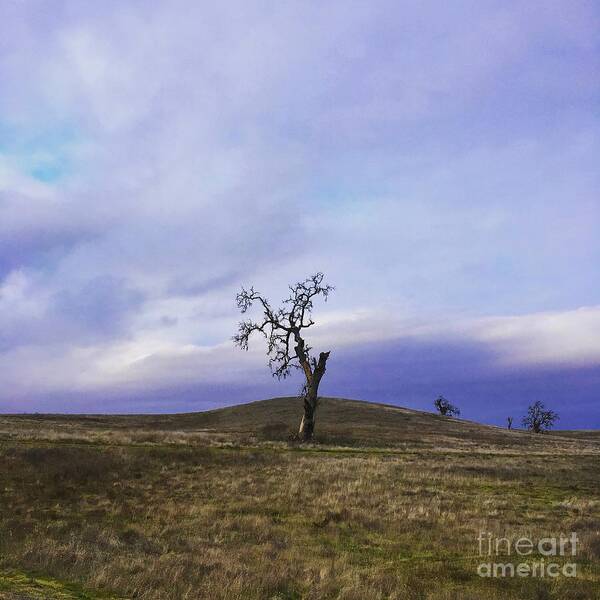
{"left": 0, "top": 271, "right": 144, "bottom": 351}
{"left": 466, "top": 306, "right": 600, "bottom": 367}
{"left": 298, "top": 304, "right": 600, "bottom": 370}
{"left": 0, "top": 1, "right": 598, "bottom": 417}
{"left": 324, "top": 305, "right": 600, "bottom": 369}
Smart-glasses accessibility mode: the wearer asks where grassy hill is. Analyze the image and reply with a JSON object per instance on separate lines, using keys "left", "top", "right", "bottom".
{"left": 5, "top": 396, "right": 598, "bottom": 453}
{"left": 1, "top": 398, "right": 599, "bottom": 599}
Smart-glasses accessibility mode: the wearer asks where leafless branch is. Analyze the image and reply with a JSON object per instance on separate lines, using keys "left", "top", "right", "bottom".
{"left": 233, "top": 272, "right": 333, "bottom": 379}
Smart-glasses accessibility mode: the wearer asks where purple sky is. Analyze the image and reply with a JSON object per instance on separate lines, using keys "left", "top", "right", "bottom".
{"left": 0, "top": 1, "right": 599, "bottom": 427}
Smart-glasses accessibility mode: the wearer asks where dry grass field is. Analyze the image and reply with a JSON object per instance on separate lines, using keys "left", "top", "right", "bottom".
{"left": 1, "top": 397, "right": 599, "bottom": 599}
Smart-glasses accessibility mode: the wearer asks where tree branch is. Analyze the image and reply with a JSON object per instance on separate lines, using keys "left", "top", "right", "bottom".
{"left": 233, "top": 273, "right": 333, "bottom": 379}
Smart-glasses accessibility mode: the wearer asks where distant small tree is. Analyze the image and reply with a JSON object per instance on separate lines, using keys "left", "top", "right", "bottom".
{"left": 507, "top": 416, "right": 513, "bottom": 430}
{"left": 233, "top": 272, "right": 333, "bottom": 441}
{"left": 434, "top": 395, "right": 460, "bottom": 417}
{"left": 522, "top": 401, "right": 559, "bottom": 433}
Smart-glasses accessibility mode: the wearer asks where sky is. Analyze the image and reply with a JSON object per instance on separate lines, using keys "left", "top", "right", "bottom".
{"left": 0, "top": 1, "right": 599, "bottom": 427}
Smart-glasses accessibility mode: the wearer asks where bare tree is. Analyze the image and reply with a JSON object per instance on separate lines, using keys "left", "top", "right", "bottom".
{"left": 522, "top": 401, "right": 559, "bottom": 433}
{"left": 507, "top": 416, "right": 513, "bottom": 430}
{"left": 233, "top": 272, "right": 333, "bottom": 441}
{"left": 434, "top": 395, "right": 460, "bottom": 417}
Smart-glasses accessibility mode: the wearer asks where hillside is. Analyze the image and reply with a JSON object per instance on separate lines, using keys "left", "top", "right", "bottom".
{"left": 4, "top": 397, "right": 599, "bottom": 454}
{"left": 1, "top": 397, "right": 600, "bottom": 599}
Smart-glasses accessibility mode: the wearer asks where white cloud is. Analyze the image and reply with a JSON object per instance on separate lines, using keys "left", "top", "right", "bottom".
{"left": 466, "top": 306, "right": 600, "bottom": 367}
{"left": 0, "top": 1, "right": 598, "bottom": 409}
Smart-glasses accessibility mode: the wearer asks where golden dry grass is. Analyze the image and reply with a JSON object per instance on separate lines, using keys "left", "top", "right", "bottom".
{"left": 0, "top": 398, "right": 599, "bottom": 599}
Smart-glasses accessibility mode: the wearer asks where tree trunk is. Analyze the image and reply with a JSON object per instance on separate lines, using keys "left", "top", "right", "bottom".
{"left": 298, "top": 385, "right": 318, "bottom": 441}
{"left": 298, "top": 351, "right": 330, "bottom": 441}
